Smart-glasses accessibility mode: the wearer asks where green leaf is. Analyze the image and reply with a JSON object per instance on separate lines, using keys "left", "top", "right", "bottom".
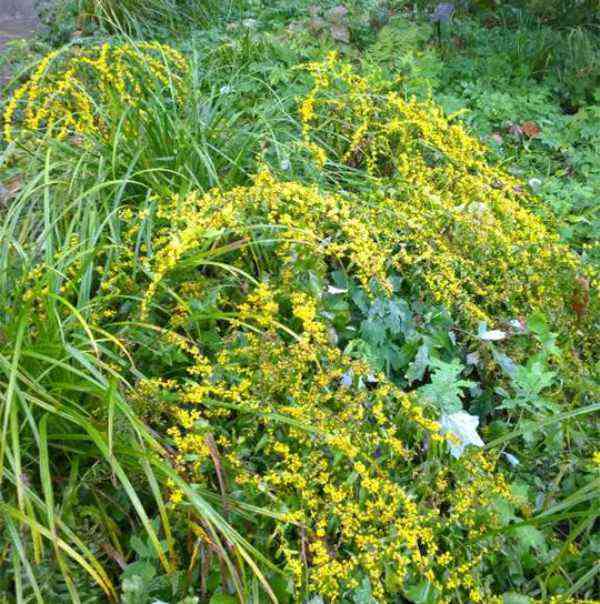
{"left": 130, "top": 534, "right": 153, "bottom": 559}
{"left": 502, "top": 594, "right": 532, "bottom": 604}
{"left": 353, "top": 577, "right": 377, "bottom": 604}
{"left": 209, "top": 594, "right": 238, "bottom": 604}
{"left": 418, "top": 358, "right": 475, "bottom": 413}
{"left": 514, "top": 526, "right": 547, "bottom": 554}
{"left": 121, "top": 560, "right": 156, "bottom": 582}
{"left": 404, "top": 580, "right": 438, "bottom": 604}
{"left": 406, "top": 343, "right": 429, "bottom": 384}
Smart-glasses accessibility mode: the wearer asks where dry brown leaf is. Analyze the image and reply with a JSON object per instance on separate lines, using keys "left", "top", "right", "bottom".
{"left": 572, "top": 276, "right": 590, "bottom": 320}
{"left": 0, "top": 175, "right": 22, "bottom": 204}
{"left": 521, "top": 120, "right": 541, "bottom": 138}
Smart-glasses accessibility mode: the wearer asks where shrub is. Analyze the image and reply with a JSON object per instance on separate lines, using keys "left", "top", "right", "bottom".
{"left": 2, "top": 39, "right": 598, "bottom": 601}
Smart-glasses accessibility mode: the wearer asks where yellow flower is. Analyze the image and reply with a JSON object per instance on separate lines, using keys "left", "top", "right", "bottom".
{"left": 3, "top": 42, "right": 187, "bottom": 145}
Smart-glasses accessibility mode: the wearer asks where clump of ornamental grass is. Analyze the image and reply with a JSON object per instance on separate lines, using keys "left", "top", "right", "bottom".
{"left": 0, "top": 171, "right": 283, "bottom": 602}
{"left": 82, "top": 0, "right": 223, "bottom": 36}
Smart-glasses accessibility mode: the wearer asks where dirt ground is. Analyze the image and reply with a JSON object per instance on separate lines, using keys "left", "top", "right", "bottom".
{"left": 0, "top": 0, "right": 38, "bottom": 52}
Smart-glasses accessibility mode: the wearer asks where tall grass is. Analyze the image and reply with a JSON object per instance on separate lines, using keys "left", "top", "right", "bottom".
{"left": 81, "top": 0, "right": 235, "bottom": 37}
{"left": 0, "top": 159, "right": 274, "bottom": 599}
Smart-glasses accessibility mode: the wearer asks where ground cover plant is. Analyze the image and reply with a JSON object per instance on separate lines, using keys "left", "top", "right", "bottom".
{"left": 0, "top": 1, "right": 598, "bottom": 603}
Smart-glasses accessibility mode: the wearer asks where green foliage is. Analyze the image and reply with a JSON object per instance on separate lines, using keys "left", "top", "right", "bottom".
{"left": 498, "top": 358, "right": 557, "bottom": 415}
{"left": 0, "top": 0, "right": 598, "bottom": 601}
{"left": 419, "top": 359, "right": 475, "bottom": 414}
{"left": 515, "top": 0, "right": 600, "bottom": 29}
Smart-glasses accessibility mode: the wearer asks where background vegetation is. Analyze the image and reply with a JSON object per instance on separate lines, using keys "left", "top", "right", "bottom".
{"left": 0, "top": 0, "right": 598, "bottom": 602}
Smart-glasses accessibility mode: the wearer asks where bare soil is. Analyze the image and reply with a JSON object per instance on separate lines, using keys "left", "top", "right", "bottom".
{"left": 0, "top": 0, "right": 38, "bottom": 52}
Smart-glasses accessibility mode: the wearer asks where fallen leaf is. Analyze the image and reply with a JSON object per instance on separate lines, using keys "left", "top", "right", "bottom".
{"left": 572, "top": 276, "right": 589, "bottom": 320}
{"left": 478, "top": 329, "right": 507, "bottom": 341}
{"left": 101, "top": 543, "right": 127, "bottom": 570}
{"left": 521, "top": 120, "right": 541, "bottom": 138}
{"left": 439, "top": 411, "right": 484, "bottom": 458}
{"left": 0, "top": 175, "right": 22, "bottom": 204}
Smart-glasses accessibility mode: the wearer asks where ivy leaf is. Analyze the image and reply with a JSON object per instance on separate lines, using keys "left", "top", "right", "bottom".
{"left": 418, "top": 358, "right": 474, "bottom": 413}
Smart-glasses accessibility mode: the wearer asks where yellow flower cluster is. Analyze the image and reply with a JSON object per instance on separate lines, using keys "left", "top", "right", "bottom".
{"left": 99, "top": 176, "right": 530, "bottom": 600}
{"left": 111, "top": 153, "right": 596, "bottom": 600}
{"left": 151, "top": 325, "right": 513, "bottom": 602}
{"left": 140, "top": 171, "right": 393, "bottom": 319}
{"left": 300, "top": 53, "right": 595, "bottom": 324}
{"left": 3, "top": 42, "right": 187, "bottom": 143}
{"left": 140, "top": 166, "right": 586, "bottom": 334}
